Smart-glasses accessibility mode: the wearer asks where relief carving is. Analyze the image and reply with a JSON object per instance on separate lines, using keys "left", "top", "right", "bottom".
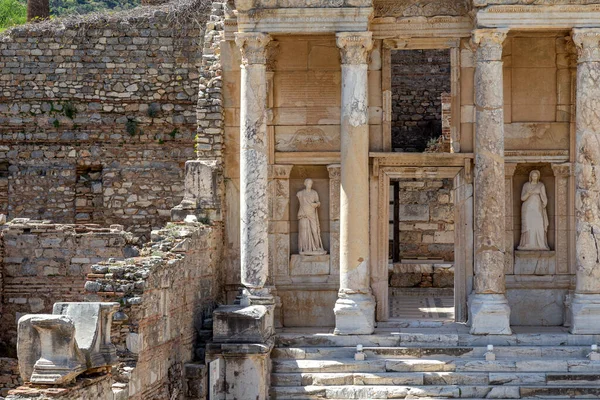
{"left": 518, "top": 170, "right": 550, "bottom": 251}
{"left": 337, "top": 32, "right": 373, "bottom": 65}
{"left": 374, "top": 0, "right": 470, "bottom": 17}
{"left": 275, "top": 127, "right": 340, "bottom": 152}
{"left": 235, "top": 32, "right": 271, "bottom": 65}
{"left": 504, "top": 123, "right": 570, "bottom": 151}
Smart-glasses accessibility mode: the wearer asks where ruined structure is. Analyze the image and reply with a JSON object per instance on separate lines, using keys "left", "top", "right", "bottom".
{"left": 5, "top": 0, "right": 600, "bottom": 399}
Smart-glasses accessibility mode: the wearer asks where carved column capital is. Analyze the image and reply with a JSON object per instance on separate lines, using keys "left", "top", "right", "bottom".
{"left": 327, "top": 164, "right": 341, "bottom": 180}
{"left": 572, "top": 28, "right": 600, "bottom": 63}
{"left": 268, "top": 164, "right": 293, "bottom": 179}
{"left": 336, "top": 32, "right": 373, "bottom": 65}
{"left": 235, "top": 32, "right": 272, "bottom": 65}
{"left": 504, "top": 163, "right": 518, "bottom": 178}
{"left": 552, "top": 162, "right": 572, "bottom": 177}
{"left": 472, "top": 28, "right": 508, "bottom": 62}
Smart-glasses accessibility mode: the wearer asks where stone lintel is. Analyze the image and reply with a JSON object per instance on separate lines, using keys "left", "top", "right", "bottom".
{"left": 213, "top": 305, "right": 274, "bottom": 344}
{"left": 477, "top": 5, "right": 600, "bottom": 30}
{"left": 372, "top": 17, "right": 472, "bottom": 40}
{"left": 236, "top": 7, "right": 373, "bottom": 34}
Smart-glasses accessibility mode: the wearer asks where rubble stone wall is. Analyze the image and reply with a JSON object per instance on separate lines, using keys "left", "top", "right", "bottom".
{"left": 85, "top": 222, "right": 223, "bottom": 400}
{"left": 6, "top": 375, "right": 113, "bottom": 400}
{"left": 0, "top": 358, "right": 20, "bottom": 397}
{"left": 391, "top": 49, "right": 451, "bottom": 152}
{"left": 0, "top": 219, "right": 135, "bottom": 355}
{"left": 0, "top": 1, "right": 211, "bottom": 237}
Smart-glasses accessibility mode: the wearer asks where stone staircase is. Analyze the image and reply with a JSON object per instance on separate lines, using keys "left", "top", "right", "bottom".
{"left": 269, "top": 326, "right": 600, "bottom": 399}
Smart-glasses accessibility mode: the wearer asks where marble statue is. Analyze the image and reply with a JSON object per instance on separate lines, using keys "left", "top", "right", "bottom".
{"left": 297, "top": 178, "right": 326, "bottom": 255}
{"left": 518, "top": 170, "right": 550, "bottom": 251}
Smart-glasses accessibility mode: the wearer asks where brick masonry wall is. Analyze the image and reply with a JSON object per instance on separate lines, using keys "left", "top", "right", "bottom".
{"left": 394, "top": 178, "right": 455, "bottom": 261}
{"left": 0, "top": 358, "right": 21, "bottom": 397}
{"left": 0, "top": 1, "right": 211, "bottom": 237}
{"left": 391, "top": 49, "right": 451, "bottom": 152}
{"left": 0, "top": 219, "right": 135, "bottom": 354}
{"left": 85, "top": 222, "right": 223, "bottom": 400}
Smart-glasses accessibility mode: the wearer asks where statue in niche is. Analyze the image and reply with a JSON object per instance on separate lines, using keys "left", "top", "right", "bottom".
{"left": 297, "top": 178, "right": 326, "bottom": 255}
{"left": 518, "top": 170, "right": 550, "bottom": 251}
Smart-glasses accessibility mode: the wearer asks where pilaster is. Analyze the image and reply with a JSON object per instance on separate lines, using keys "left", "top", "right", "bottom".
{"left": 469, "top": 28, "right": 511, "bottom": 335}
{"left": 552, "top": 163, "right": 571, "bottom": 275}
{"left": 504, "top": 163, "right": 517, "bottom": 276}
{"left": 327, "top": 164, "right": 341, "bottom": 281}
{"left": 570, "top": 28, "right": 600, "bottom": 334}
{"left": 333, "top": 32, "right": 375, "bottom": 335}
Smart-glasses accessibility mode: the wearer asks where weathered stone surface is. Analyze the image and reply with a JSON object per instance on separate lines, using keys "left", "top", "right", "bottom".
{"left": 213, "top": 305, "right": 274, "bottom": 343}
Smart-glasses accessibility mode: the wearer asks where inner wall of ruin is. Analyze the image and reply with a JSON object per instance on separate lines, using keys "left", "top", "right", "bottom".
{"left": 0, "top": 7, "right": 205, "bottom": 239}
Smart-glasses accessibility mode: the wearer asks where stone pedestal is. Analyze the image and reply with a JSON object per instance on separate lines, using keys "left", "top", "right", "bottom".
{"left": 290, "top": 254, "right": 330, "bottom": 276}
{"left": 470, "top": 29, "right": 511, "bottom": 335}
{"left": 333, "top": 32, "right": 376, "bottom": 335}
{"left": 514, "top": 251, "right": 556, "bottom": 275}
{"left": 571, "top": 29, "right": 600, "bottom": 334}
{"left": 171, "top": 160, "right": 220, "bottom": 222}
{"left": 236, "top": 32, "right": 272, "bottom": 301}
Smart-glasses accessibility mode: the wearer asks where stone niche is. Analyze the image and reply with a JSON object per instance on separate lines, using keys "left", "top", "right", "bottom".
{"left": 289, "top": 165, "right": 330, "bottom": 256}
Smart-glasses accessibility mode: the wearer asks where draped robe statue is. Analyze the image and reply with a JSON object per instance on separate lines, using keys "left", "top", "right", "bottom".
{"left": 518, "top": 170, "right": 550, "bottom": 251}
{"left": 297, "top": 178, "right": 326, "bottom": 255}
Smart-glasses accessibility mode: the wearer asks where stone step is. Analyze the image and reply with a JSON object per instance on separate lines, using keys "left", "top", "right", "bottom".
{"left": 272, "top": 358, "right": 600, "bottom": 374}
{"left": 271, "top": 384, "right": 600, "bottom": 399}
{"left": 271, "top": 346, "right": 588, "bottom": 360}
{"left": 275, "top": 331, "right": 598, "bottom": 348}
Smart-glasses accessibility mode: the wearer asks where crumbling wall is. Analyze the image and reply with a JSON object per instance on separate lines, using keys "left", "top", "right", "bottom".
{"left": 391, "top": 49, "right": 451, "bottom": 152}
{"left": 0, "top": 358, "right": 20, "bottom": 397}
{"left": 6, "top": 375, "right": 113, "bottom": 400}
{"left": 0, "top": 1, "right": 210, "bottom": 237}
{"left": 0, "top": 219, "right": 135, "bottom": 354}
{"left": 85, "top": 222, "right": 223, "bottom": 400}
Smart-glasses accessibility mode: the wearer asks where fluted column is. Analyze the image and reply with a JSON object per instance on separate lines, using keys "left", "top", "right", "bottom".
{"left": 571, "top": 29, "right": 600, "bottom": 334}
{"left": 469, "top": 29, "right": 511, "bottom": 335}
{"left": 333, "top": 32, "right": 376, "bottom": 335}
{"left": 235, "top": 32, "right": 272, "bottom": 303}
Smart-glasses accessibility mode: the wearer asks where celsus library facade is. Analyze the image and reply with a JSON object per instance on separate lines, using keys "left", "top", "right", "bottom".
{"left": 221, "top": 0, "right": 600, "bottom": 337}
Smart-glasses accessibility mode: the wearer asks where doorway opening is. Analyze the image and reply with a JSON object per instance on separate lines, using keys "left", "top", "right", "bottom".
{"left": 388, "top": 177, "right": 455, "bottom": 321}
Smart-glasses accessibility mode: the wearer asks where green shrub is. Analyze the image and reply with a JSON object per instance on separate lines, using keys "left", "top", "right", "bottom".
{"left": 0, "top": 0, "right": 27, "bottom": 32}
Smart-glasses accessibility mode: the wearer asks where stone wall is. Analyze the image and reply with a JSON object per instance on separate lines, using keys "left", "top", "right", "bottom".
{"left": 6, "top": 375, "right": 113, "bottom": 400}
{"left": 85, "top": 222, "right": 223, "bottom": 400}
{"left": 393, "top": 178, "right": 455, "bottom": 261}
{"left": 0, "top": 219, "right": 135, "bottom": 354}
{"left": 0, "top": 358, "right": 20, "bottom": 397}
{"left": 0, "top": 1, "right": 211, "bottom": 238}
{"left": 391, "top": 49, "right": 451, "bottom": 152}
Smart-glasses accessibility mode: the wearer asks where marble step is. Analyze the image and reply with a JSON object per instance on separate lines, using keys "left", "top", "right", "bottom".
{"left": 272, "top": 358, "right": 600, "bottom": 374}
{"left": 275, "top": 332, "right": 599, "bottom": 348}
{"left": 273, "top": 371, "right": 600, "bottom": 387}
{"left": 271, "top": 346, "right": 588, "bottom": 360}
{"left": 270, "top": 385, "right": 600, "bottom": 399}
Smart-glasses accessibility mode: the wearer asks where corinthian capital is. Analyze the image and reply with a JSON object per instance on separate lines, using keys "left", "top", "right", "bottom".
{"left": 472, "top": 29, "right": 508, "bottom": 62}
{"left": 235, "top": 32, "right": 272, "bottom": 65}
{"left": 572, "top": 28, "right": 600, "bottom": 63}
{"left": 336, "top": 32, "right": 373, "bottom": 65}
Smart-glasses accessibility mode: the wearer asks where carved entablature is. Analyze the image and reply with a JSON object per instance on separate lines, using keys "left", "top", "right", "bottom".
{"left": 235, "top": 0, "right": 370, "bottom": 11}
{"left": 374, "top": 0, "right": 471, "bottom": 17}
{"left": 473, "top": 0, "right": 600, "bottom": 7}
{"left": 337, "top": 32, "right": 374, "bottom": 65}
{"left": 573, "top": 28, "right": 600, "bottom": 63}
{"left": 472, "top": 28, "right": 508, "bottom": 61}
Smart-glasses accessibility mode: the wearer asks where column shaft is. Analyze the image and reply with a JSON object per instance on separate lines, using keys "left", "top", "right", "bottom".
{"left": 333, "top": 32, "right": 376, "bottom": 335}
{"left": 571, "top": 29, "right": 600, "bottom": 333}
{"left": 236, "top": 33, "right": 271, "bottom": 299}
{"left": 470, "top": 29, "right": 511, "bottom": 335}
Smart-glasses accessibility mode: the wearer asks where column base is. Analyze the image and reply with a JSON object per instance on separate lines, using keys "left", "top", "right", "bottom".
{"left": 468, "top": 293, "right": 511, "bottom": 335}
{"left": 333, "top": 292, "right": 375, "bottom": 335}
{"left": 570, "top": 293, "right": 600, "bottom": 334}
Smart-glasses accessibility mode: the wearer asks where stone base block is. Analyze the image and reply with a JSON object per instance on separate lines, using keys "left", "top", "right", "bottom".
{"left": 213, "top": 305, "right": 274, "bottom": 343}
{"left": 290, "top": 254, "right": 330, "bottom": 276}
{"left": 514, "top": 251, "right": 556, "bottom": 275}
{"left": 333, "top": 293, "right": 375, "bottom": 335}
{"left": 468, "top": 294, "right": 512, "bottom": 335}
{"left": 570, "top": 294, "right": 600, "bottom": 334}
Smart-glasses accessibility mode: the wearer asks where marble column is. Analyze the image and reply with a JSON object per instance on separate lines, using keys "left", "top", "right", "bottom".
{"left": 571, "top": 29, "right": 600, "bottom": 334}
{"left": 469, "top": 29, "right": 511, "bottom": 335}
{"left": 235, "top": 32, "right": 272, "bottom": 303}
{"left": 333, "top": 32, "right": 376, "bottom": 335}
